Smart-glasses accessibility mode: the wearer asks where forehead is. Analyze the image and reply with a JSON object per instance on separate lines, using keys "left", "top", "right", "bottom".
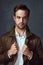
{"left": 15, "top": 10, "right": 28, "bottom": 16}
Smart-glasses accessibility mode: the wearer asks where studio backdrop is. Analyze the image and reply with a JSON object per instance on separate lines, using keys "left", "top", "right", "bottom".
{"left": 0, "top": 0, "right": 43, "bottom": 46}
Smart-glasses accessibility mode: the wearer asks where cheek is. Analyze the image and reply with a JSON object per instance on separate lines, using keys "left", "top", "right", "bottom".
{"left": 15, "top": 18, "right": 20, "bottom": 25}
{"left": 23, "top": 19, "right": 28, "bottom": 24}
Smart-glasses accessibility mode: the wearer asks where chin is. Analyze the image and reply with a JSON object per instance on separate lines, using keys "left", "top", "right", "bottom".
{"left": 18, "top": 26, "right": 25, "bottom": 30}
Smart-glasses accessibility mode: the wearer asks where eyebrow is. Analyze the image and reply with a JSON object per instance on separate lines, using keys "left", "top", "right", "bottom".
{"left": 16, "top": 16, "right": 27, "bottom": 18}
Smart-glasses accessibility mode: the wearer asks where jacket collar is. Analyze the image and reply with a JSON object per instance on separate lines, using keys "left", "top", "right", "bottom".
{"left": 26, "top": 25, "right": 32, "bottom": 38}
{"left": 9, "top": 25, "right": 32, "bottom": 44}
{"left": 9, "top": 25, "right": 32, "bottom": 37}
{"left": 25, "top": 25, "right": 32, "bottom": 45}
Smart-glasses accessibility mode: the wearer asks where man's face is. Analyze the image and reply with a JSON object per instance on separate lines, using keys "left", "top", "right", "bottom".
{"left": 13, "top": 10, "right": 29, "bottom": 29}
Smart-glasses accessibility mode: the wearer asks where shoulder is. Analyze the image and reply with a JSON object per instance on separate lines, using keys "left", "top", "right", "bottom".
{"left": 26, "top": 25, "right": 41, "bottom": 41}
{"left": 0, "top": 31, "right": 11, "bottom": 40}
{"left": 0, "top": 25, "right": 15, "bottom": 38}
{"left": 0, "top": 29, "right": 14, "bottom": 43}
{"left": 30, "top": 32, "right": 42, "bottom": 47}
{"left": 31, "top": 33, "right": 40, "bottom": 41}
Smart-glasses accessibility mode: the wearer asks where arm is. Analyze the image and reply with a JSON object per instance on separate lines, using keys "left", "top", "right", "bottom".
{"left": 0, "top": 36, "right": 18, "bottom": 64}
{"left": 22, "top": 44, "right": 33, "bottom": 60}
{"left": 0, "top": 37, "right": 10, "bottom": 64}
{"left": 30, "top": 38, "right": 43, "bottom": 65}
{"left": 36, "top": 38, "right": 43, "bottom": 65}
{"left": 28, "top": 37, "right": 43, "bottom": 65}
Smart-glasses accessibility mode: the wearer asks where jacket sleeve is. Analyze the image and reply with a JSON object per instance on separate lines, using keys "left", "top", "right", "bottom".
{"left": 0, "top": 35, "right": 17, "bottom": 64}
{"left": 0, "top": 37, "right": 10, "bottom": 64}
{"left": 36, "top": 38, "right": 43, "bottom": 65}
{"left": 29, "top": 37, "right": 43, "bottom": 65}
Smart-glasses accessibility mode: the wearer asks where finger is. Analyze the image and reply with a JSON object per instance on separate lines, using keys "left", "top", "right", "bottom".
{"left": 24, "top": 44, "right": 27, "bottom": 48}
{"left": 23, "top": 44, "right": 27, "bottom": 50}
{"left": 11, "top": 44, "right": 17, "bottom": 50}
{"left": 14, "top": 44, "right": 18, "bottom": 50}
{"left": 14, "top": 45, "right": 18, "bottom": 50}
{"left": 14, "top": 43, "right": 18, "bottom": 47}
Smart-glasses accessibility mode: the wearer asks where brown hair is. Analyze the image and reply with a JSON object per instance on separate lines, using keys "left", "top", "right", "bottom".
{"left": 14, "top": 4, "right": 30, "bottom": 17}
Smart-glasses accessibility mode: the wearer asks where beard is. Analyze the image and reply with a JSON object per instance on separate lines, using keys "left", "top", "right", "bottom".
{"left": 16, "top": 22, "right": 26, "bottom": 30}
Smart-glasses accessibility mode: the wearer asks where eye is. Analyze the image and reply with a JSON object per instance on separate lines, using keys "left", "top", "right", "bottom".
{"left": 23, "top": 16, "right": 27, "bottom": 19}
{"left": 17, "top": 16, "right": 21, "bottom": 19}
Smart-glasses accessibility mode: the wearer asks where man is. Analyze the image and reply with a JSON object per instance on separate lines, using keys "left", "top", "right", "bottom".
{"left": 0, "top": 4, "right": 43, "bottom": 65}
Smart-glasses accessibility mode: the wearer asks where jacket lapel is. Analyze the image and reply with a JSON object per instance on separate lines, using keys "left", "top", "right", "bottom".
{"left": 25, "top": 25, "right": 32, "bottom": 45}
{"left": 8, "top": 26, "right": 17, "bottom": 45}
{"left": 8, "top": 25, "right": 32, "bottom": 46}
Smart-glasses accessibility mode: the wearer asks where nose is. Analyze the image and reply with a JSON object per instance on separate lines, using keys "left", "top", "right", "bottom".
{"left": 21, "top": 18, "right": 23, "bottom": 22}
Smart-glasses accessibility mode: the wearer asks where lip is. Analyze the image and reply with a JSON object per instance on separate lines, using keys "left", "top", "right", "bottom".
{"left": 19, "top": 22, "right": 24, "bottom": 25}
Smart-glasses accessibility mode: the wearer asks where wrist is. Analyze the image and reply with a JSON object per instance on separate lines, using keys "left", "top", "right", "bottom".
{"left": 27, "top": 51, "right": 33, "bottom": 60}
{"left": 7, "top": 50, "right": 12, "bottom": 59}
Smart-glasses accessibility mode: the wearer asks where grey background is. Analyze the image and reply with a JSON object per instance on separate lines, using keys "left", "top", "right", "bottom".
{"left": 0, "top": 0, "right": 43, "bottom": 44}
{"left": 0, "top": 0, "right": 43, "bottom": 64}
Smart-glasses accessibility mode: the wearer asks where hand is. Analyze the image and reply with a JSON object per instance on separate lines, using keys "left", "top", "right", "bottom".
{"left": 22, "top": 44, "right": 32, "bottom": 57}
{"left": 8, "top": 42, "right": 18, "bottom": 56}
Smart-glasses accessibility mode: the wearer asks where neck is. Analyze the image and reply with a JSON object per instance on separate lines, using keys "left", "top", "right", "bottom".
{"left": 15, "top": 26, "right": 26, "bottom": 36}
